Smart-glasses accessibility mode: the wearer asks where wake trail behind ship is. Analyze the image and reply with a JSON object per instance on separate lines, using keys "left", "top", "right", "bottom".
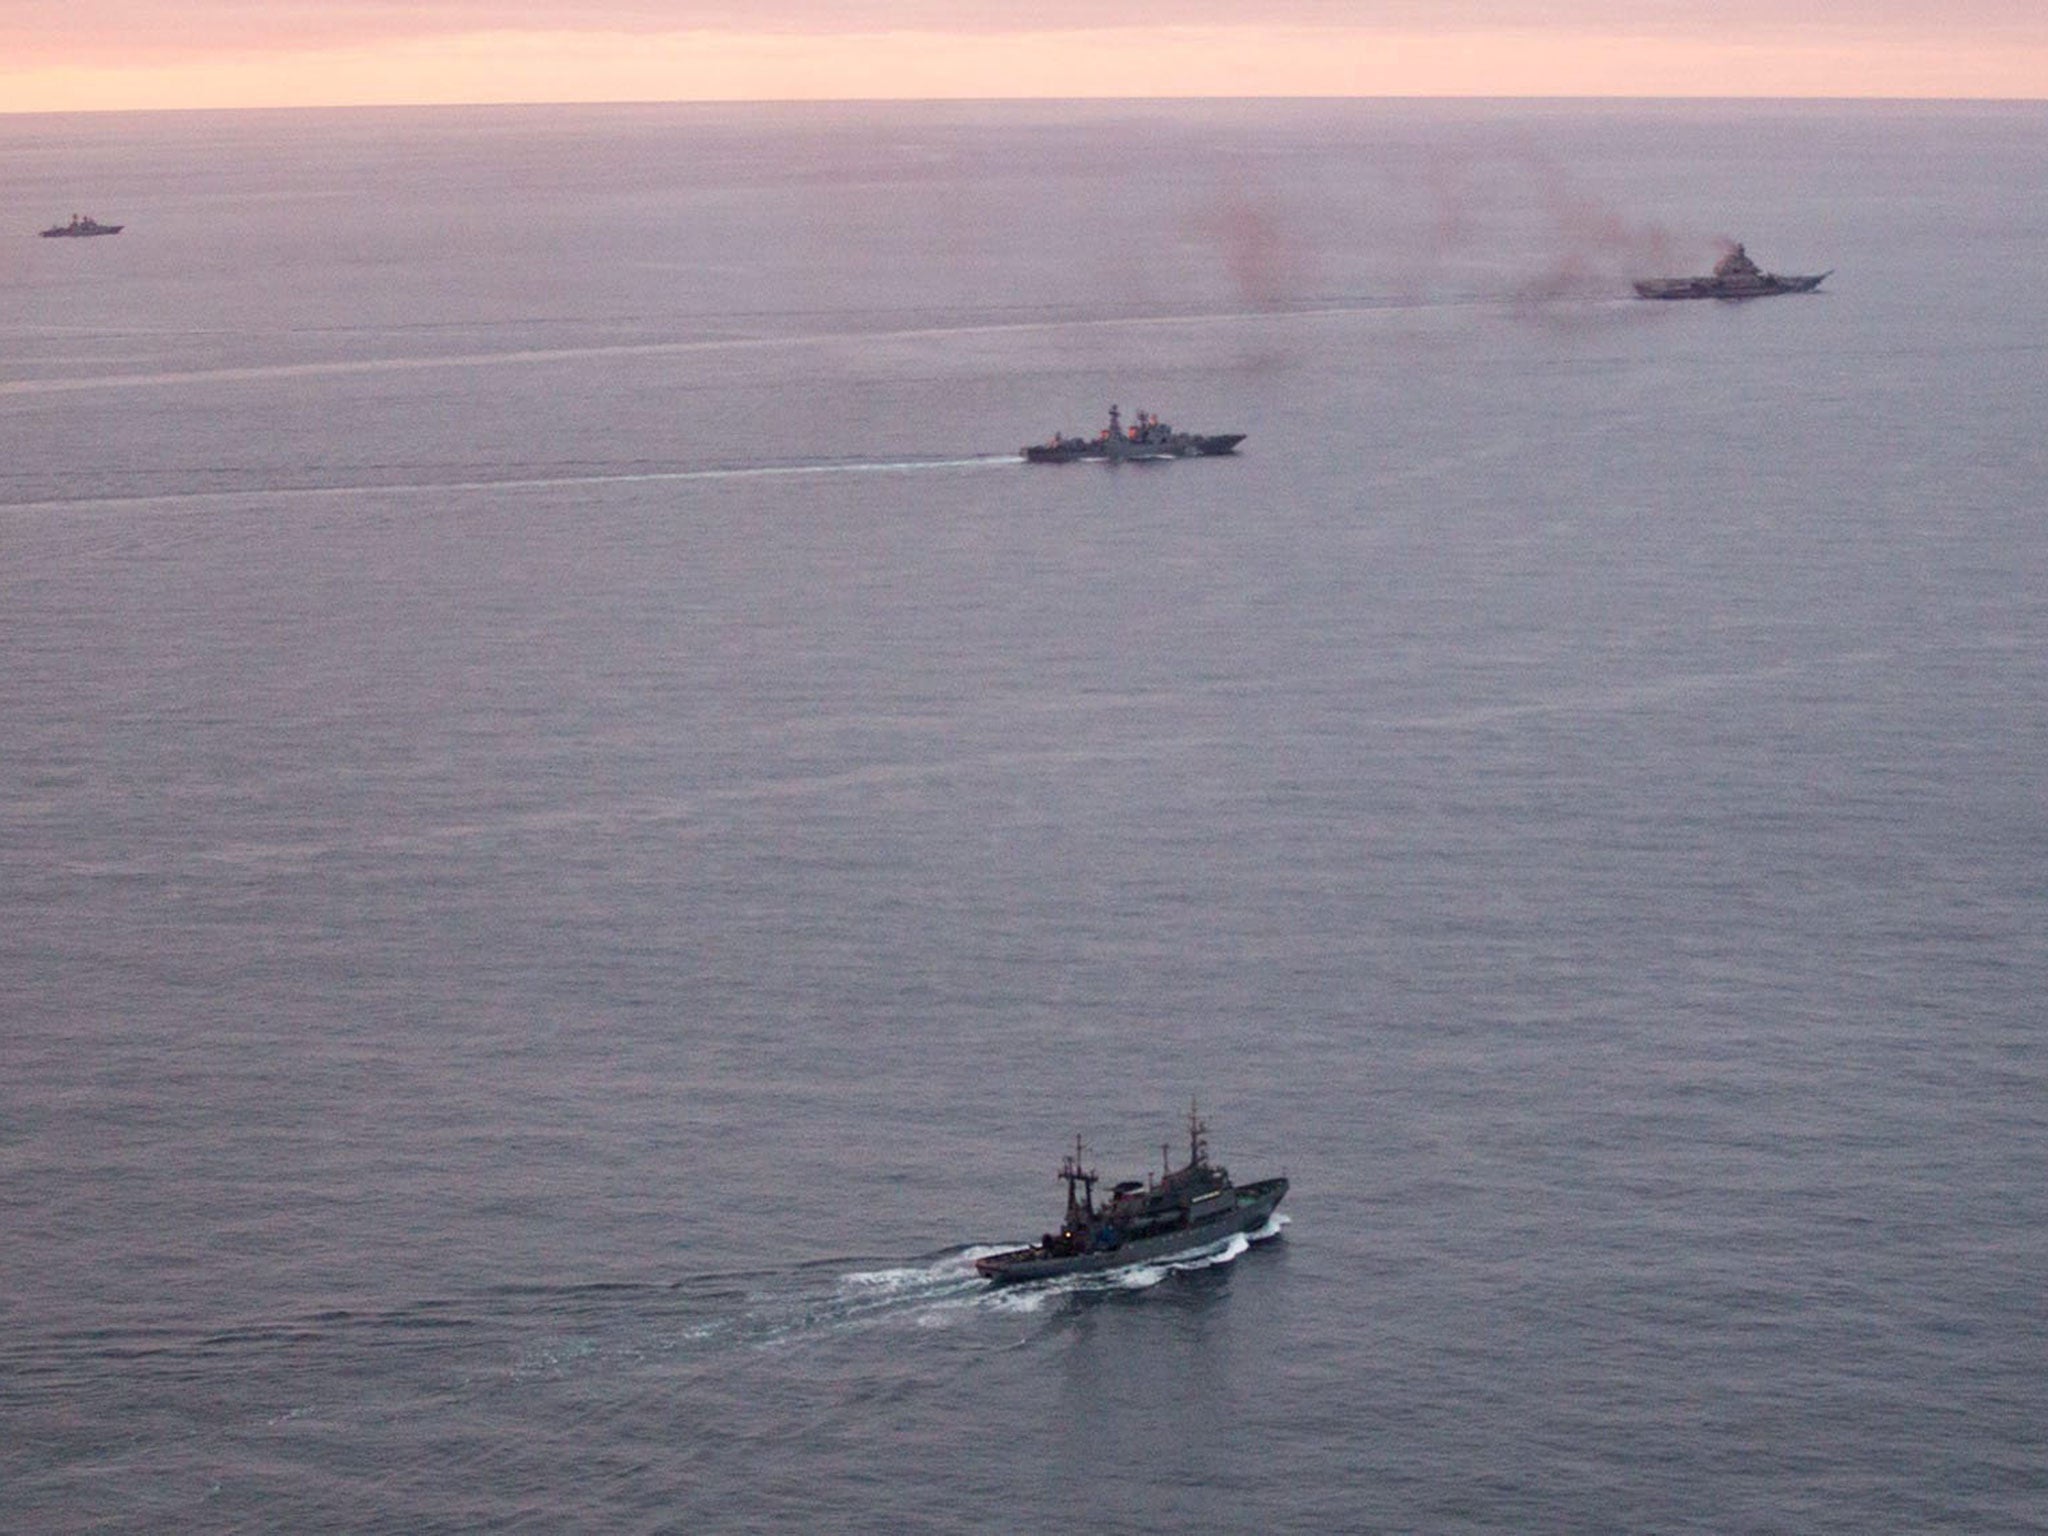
{"left": 0, "top": 455, "right": 1019, "bottom": 515}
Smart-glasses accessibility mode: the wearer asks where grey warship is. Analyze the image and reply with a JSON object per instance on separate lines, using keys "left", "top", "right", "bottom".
{"left": 40, "top": 214, "right": 123, "bottom": 239}
{"left": 1023, "top": 404, "right": 1245, "bottom": 463}
{"left": 976, "top": 1107, "right": 1287, "bottom": 1283}
{"left": 1633, "top": 243, "right": 1827, "bottom": 300}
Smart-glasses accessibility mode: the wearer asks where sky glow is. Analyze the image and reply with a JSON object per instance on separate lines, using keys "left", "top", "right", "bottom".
{"left": 4, "top": 3, "right": 2046, "bottom": 110}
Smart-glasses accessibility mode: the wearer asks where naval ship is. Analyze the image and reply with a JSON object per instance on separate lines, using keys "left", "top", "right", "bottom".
{"left": 1023, "top": 404, "right": 1246, "bottom": 463}
{"left": 1633, "top": 243, "right": 1828, "bottom": 300}
{"left": 976, "top": 1107, "right": 1288, "bottom": 1283}
{"left": 41, "top": 215, "right": 123, "bottom": 239}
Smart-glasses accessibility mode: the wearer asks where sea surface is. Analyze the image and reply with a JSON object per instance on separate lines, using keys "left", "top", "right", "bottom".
{"left": 3, "top": 99, "right": 2045, "bottom": 1533}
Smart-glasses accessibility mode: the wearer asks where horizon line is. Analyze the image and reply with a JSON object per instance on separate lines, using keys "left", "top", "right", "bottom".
{"left": 8, "top": 92, "right": 2048, "bottom": 120}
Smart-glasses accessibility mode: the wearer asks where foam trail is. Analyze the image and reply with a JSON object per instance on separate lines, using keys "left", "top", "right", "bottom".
{"left": 1052, "top": 1234, "right": 1242, "bottom": 1294}
{"left": 839, "top": 1247, "right": 1010, "bottom": 1297}
{"left": 0, "top": 455, "right": 1017, "bottom": 515}
{"left": 655, "top": 1226, "right": 1293, "bottom": 1352}
{"left": 1012, "top": 1228, "right": 1263, "bottom": 1298}
{"left": 0, "top": 295, "right": 1521, "bottom": 401}
{"left": 1109, "top": 1265, "right": 1170, "bottom": 1290}
{"left": 1156, "top": 1232, "right": 1253, "bottom": 1274}
{"left": 981, "top": 1287, "right": 1057, "bottom": 1314}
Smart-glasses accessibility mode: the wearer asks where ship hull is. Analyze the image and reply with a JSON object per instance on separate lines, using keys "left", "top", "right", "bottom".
{"left": 1021, "top": 413, "right": 1245, "bottom": 463}
{"left": 1102, "top": 431, "right": 1245, "bottom": 462}
{"left": 1632, "top": 272, "right": 1828, "bottom": 300}
{"left": 1025, "top": 433, "right": 1244, "bottom": 463}
{"left": 40, "top": 224, "right": 122, "bottom": 239}
{"left": 976, "top": 1176, "right": 1287, "bottom": 1283}
{"left": 1023, "top": 440, "right": 1104, "bottom": 463}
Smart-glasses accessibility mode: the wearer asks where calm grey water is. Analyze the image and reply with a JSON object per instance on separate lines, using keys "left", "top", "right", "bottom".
{"left": 3, "top": 99, "right": 2045, "bottom": 1533}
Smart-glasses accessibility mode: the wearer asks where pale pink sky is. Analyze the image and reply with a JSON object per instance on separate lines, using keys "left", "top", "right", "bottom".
{"left": 5, "top": 1, "right": 2047, "bottom": 110}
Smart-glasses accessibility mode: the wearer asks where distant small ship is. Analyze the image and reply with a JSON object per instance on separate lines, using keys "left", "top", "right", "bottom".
{"left": 41, "top": 214, "right": 123, "bottom": 239}
{"left": 1024, "top": 404, "right": 1245, "bottom": 463}
{"left": 1633, "top": 243, "right": 1827, "bottom": 301}
{"left": 975, "top": 1106, "right": 1288, "bottom": 1283}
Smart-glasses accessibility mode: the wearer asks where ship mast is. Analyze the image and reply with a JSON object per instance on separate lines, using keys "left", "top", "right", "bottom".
{"left": 1059, "top": 1136, "right": 1098, "bottom": 1221}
